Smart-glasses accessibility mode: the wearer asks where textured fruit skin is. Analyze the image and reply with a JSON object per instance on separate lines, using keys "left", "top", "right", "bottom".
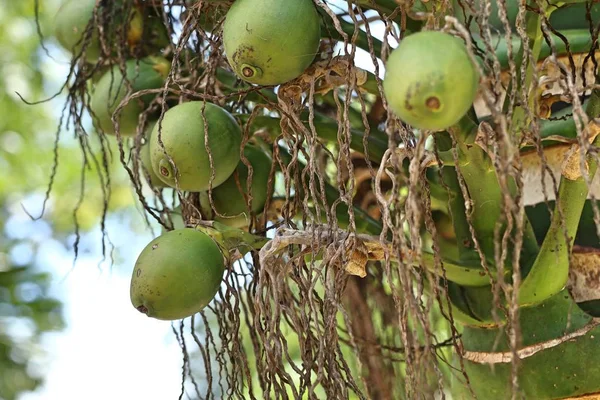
{"left": 149, "top": 101, "right": 242, "bottom": 192}
{"left": 383, "top": 31, "right": 479, "bottom": 131}
{"left": 200, "top": 145, "right": 271, "bottom": 227}
{"left": 54, "top": 0, "right": 138, "bottom": 63}
{"left": 130, "top": 228, "right": 225, "bottom": 321}
{"left": 139, "top": 121, "right": 167, "bottom": 188}
{"left": 223, "top": 0, "right": 321, "bottom": 85}
{"left": 54, "top": 0, "right": 102, "bottom": 62}
{"left": 54, "top": 0, "right": 170, "bottom": 63}
{"left": 90, "top": 57, "right": 170, "bottom": 136}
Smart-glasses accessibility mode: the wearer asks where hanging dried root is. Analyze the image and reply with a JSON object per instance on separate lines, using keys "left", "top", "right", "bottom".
{"left": 260, "top": 225, "right": 494, "bottom": 286}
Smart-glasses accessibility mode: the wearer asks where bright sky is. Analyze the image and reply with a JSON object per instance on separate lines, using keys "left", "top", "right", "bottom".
{"left": 8, "top": 35, "right": 184, "bottom": 400}
{"left": 8, "top": 199, "right": 184, "bottom": 400}
{"left": 8, "top": 3, "right": 396, "bottom": 399}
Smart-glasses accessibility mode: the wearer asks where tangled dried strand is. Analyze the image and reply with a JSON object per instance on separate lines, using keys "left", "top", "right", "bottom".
{"left": 35, "top": 0, "right": 600, "bottom": 398}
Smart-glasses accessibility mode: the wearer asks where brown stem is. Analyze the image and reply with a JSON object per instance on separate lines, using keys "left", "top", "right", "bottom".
{"left": 343, "top": 277, "right": 395, "bottom": 400}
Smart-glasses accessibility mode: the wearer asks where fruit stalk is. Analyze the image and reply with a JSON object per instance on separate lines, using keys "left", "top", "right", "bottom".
{"left": 519, "top": 97, "right": 600, "bottom": 305}
{"left": 194, "top": 221, "right": 270, "bottom": 256}
{"left": 439, "top": 114, "right": 540, "bottom": 267}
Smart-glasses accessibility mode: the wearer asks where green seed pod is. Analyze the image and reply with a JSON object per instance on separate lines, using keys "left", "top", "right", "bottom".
{"left": 223, "top": 0, "right": 321, "bottom": 85}
{"left": 90, "top": 57, "right": 170, "bottom": 136}
{"left": 149, "top": 101, "right": 242, "bottom": 192}
{"left": 383, "top": 31, "right": 479, "bottom": 131}
{"left": 130, "top": 228, "right": 225, "bottom": 321}
{"left": 200, "top": 145, "right": 272, "bottom": 227}
{"left": 54, "top": 0, "right": 141, "bottom": 63}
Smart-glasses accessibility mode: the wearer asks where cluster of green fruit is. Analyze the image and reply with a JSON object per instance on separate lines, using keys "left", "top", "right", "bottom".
{"left": 54, "top": 0, "right": 172, "bottom": 137}
{"left": 49, "top": 0, "right": 600, "bottom": 398}
{"left": 128, "top": 0, "right": 329, "bottom": 321}
{"left": 130, "top": 100, "right": 276, "bottom": 320}
{"left": 50, "top": 0, "right": 271, "bottom": 321}
{"left": 223, "top": 0, "right": 480, "bottom": 131}
{"left": 53, "top": 0, "right": 316, "bottom": 320}
{"left": 52, "top": 0, "right": 482, "bottom": 322}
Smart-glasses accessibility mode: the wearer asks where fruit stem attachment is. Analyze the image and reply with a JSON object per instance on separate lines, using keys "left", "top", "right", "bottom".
{"left": 440, "top": 114, "right": 540, "bottom": 267}
{"left": 519, "top": 130, "right": 600, "bottom": 305}
{"left": 192, "top": 220, "right": 269, "bottom": 260}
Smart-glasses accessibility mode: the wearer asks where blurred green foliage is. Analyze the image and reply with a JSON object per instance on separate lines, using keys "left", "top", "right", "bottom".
{"left": 0, "top": 2, "right": 142, "bottom": 399}
{"left": 0, "top": 2, "right": 65, "bottom": 398}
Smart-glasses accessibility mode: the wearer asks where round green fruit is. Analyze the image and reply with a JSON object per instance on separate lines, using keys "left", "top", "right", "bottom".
{"left": 383, "top": 31, "right": 479, "bottom": 131}
{"left": 90, "top": 56, "right": 170, "bottom": 136}
{"left": 149, "top": 101, "right": 242, "bottom": 192}
{"left": 223, "top": 0, "right": 321, "bottom": 85}
{"left": 54, "top": 0, "right": 142, "bottom": 64}
{"left": 200, "top": 145, "right": 272, "bottom": 226}
{"left": 130, "top": 228, "right": 225, "bottom": 321}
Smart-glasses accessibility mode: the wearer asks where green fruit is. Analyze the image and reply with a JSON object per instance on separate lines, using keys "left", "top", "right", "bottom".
{"left": 130, "top": 228, "right": 225, "bottom": 321}
{"left": 223, "top": 0, "right": 321, "bottom": 85}
{"left": 54, "top": 0, "right": 140, "bottom": 63}
{"left": 149, "top": 101, "right": 242, "bottom": 192}
{"left": 54, "top": 0, "right": 102, "bottom": 63}
{"left": 90, "top": 57, "right": 170, "bottom": 136}
{"left": 383, "top": 31, "right": 479, "bottom": 131}
{"left": 139, "top": 121, "right": 167, "bottom": 188}
{"left": 200, "top": 145, "right": 272, "bottom": 226}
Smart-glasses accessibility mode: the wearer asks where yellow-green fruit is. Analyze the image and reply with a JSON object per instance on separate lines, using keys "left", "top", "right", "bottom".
{"left": 223, "top": 0, "right": 321, "bottom": 85}
{"left": 90, "top": 57, "right": 170, "bottom": 136}
{"left": 130, "top": 228, "right": 225, "bottom": 321}
{"left": 383, "top": 31, "right": 479, "bottom": 131}
{"left": 139, "top": 122, "right": 167, "bottom": 188}
{"left": 54, "top": 0, "right": 140, "bottom": 63}
{"left": 200, "top": 145, "right": 271, "bottom": 227}
{"left": 149, "top": 101, "right": 242, "bottom": 192}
